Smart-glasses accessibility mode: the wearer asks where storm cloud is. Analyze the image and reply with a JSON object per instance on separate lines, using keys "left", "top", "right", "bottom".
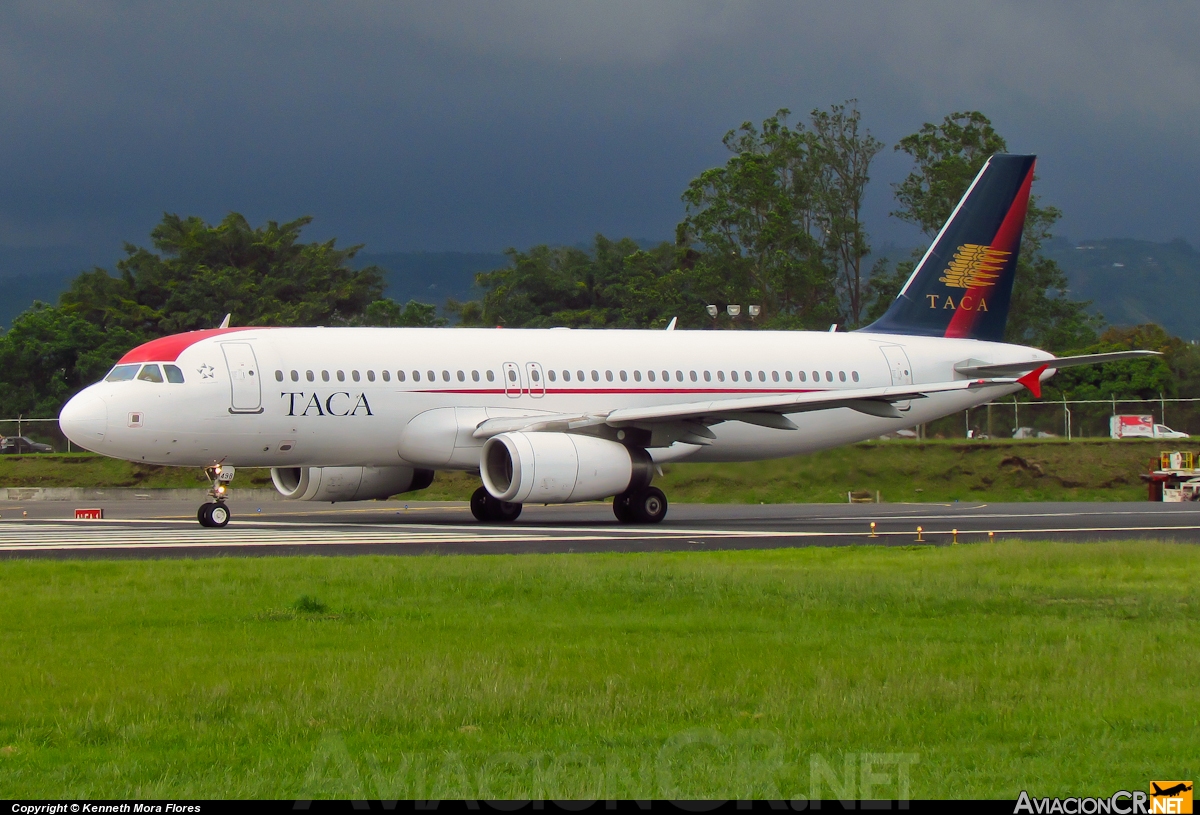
{"left": 1, "top": 1, "right": 1197, "bottom": 257}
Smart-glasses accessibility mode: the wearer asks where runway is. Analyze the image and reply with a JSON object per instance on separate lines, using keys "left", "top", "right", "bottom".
{"left": 0, "top": 498, "right": 1198, "bottom": 558}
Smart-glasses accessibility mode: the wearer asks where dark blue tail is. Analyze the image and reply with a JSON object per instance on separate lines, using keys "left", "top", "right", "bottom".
{"left": 863, "top": 154, "right": 1035, "bottom": 342}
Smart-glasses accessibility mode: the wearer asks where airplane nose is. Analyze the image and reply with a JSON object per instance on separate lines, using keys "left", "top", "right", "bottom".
{"left": 59, "top": 390, "right": 108, "bottom": 450}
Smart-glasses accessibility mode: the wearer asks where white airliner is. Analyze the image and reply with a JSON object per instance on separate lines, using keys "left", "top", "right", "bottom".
{"left": 59, "top": 155, "right": 1152, "bottom": 527}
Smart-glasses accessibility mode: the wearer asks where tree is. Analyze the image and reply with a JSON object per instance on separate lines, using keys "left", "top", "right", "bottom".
{"left": 869, "top": 111, "right": 1098, "bottom": 350}
{"left": 678, "top": 110, "right": 837, "bottom": 328}
{"left": 1046, "top": 324, "right": 1176, "bottom": 400}
{"left": 810, "top": 102, "right": 884, "bottom": 325}
{"left": 456, "top": 236, "right": 697, "bottom": 329}
{"left": 0, "top": 212, "right": 434, "bottom": 417}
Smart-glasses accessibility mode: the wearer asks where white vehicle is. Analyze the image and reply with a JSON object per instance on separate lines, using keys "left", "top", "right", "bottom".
{"left": 1109, "top": 414, "right": 1188, "bottom": 439}
{"left": 59, "top": 155, "right": 1156, "bottom": 527}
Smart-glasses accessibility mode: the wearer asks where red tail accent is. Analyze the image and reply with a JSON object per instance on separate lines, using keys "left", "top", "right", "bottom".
{"left": 1017, "top": 365, "right": 1048, "bottom": 399}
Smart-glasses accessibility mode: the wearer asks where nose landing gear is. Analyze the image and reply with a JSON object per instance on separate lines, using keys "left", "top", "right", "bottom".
{"left": 198, "top": 465, "right": 234, "bottom": 528}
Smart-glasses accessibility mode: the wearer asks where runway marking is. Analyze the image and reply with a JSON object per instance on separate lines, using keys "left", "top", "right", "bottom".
{"left": 1, "top": 519, "right": 1198, "bottom": 553}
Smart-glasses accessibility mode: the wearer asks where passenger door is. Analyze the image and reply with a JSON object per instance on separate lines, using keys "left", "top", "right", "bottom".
{"left": 879, "top": 345, "right": 913, "bottom": 411}
{"left": 221, "top": 342, "right": 263, "bottom": 414}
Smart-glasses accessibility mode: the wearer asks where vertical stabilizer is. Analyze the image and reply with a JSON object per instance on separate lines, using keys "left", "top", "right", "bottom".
{"left": 862, "top": 154, "right": 1035, "bottom": 342}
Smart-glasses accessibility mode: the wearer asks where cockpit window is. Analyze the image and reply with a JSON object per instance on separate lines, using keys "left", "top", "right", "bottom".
{"left": 136, "top": 364, "right": 164, "bottom": 383}
{"left": 164, "top": 364, "right": 185, "bottom": 383}
{"left": 105, "top": 364, "right": 140, "bottom": 382}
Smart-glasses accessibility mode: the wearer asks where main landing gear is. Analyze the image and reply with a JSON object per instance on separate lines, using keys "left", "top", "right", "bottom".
{"left": 197, "top": 465, "right": 234, "bottom": 528}
{"left": 613, "top": 486, "right": 668, "bottom": 524}
{"left": 470, "top": 486, "right": 523, "bottom": 523}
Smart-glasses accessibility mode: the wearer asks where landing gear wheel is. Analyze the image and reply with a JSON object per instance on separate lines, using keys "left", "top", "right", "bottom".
{"left": 613, "top": 492, "right": 634, "bottom": 523}
{"left": 208, "top": 502, "right": 230, "bottom": 527}
{"left": 470, "top": 486, "right": 523, "bottom": 523}
{"left": 615, "top": 486, "right": 668, "bottom": 524}
{"left": 197, "top": 502, "right": 231, "bottom": 528}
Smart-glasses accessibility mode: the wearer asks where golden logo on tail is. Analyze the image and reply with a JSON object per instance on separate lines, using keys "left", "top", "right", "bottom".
{"left": 938, "top": 244, "right": 1011, "bottom": 289}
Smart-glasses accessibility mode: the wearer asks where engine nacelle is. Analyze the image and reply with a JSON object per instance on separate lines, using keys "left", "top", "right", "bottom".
{"left": 480, "top": 432, "right": 651, "bottom": 504}
{"left": 270, "top": 466, "right": 434, "bottom": 502}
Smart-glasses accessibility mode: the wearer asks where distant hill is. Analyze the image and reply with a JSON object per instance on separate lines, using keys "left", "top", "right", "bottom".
{"left": 1043, "top": 237, "right": 1200, "bottom": 339}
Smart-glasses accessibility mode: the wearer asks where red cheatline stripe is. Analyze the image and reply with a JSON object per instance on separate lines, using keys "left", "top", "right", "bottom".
{"left": 944, "top": 160, "right": 1036, "bottom": 339}
{"left": 401, "top": 387, "right": 827, "bottom": 396}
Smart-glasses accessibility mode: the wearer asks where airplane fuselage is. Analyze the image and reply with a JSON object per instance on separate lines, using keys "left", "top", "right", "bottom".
{"left": 61, "top": 325, "right": 1051, "bottom": 469}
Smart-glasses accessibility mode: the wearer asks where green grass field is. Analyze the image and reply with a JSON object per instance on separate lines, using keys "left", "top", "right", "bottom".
{"left": 0, "top": 438, "right": 1169, "bottom": 503}
{"left": 0, "top": 542, "right": 1196, "bottom": 799}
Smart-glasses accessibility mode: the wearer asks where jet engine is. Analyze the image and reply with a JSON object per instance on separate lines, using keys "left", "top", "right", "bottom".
{"left": 480, "top": 432, "right": 652, "bottom": 504}
{"left": 270, "top": 465, "right": 434, "bottom": 502}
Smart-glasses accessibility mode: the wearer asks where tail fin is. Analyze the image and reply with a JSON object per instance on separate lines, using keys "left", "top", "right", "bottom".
{"left": 863, "top": 154, "right": 1036, "bottom": 342}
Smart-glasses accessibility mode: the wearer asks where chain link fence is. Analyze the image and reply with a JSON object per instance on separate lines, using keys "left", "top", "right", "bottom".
{"left": 925, "top": 397, "right": 1200, "bottom": 440}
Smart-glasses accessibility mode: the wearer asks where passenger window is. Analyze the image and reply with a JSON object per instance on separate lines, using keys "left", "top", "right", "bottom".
{"left": 745, "top": 371, "right": 752, "bottom": 382}
{"left": 164, "top": 364, "right": 185, "bottom": 384}
{"left": 321, "top": 370, "right": 330, "bottom": 382}
{"left": 487, "top": 370, "right": 495, "bottom": 382}
{"left": 852, "top": 371, "right": 860, "bottom": 382}
{"left": 592, "top": 371, "right": 600, "bottom": 382}
{"left": 382, "top": 370, "right": 390, "bottom": 382}
{"left": 799, "top": 371, "right": 807, "bottom": 382}
{"left": 442, "top": 370, "right": 450, "bottom": 382}
{"left": 785, "top": 371, "right": 793, "bottom": 382}
{"left": 731, "top": 371, "right": 739, "bottom": 382}
{"left": 137, "top": 364, "right": 164, "bottom": 383}
{"left": 812, "top": 371, "right": 820, "bottom": 382}
{"left": 633, "top": 370, "right": 642, "bottom": 382}
{"left": 531, "top": 369, "right": 540, "bottom": 382}
{"left": 104, "top": 364, "right": 140, "bottom": 382}
{"left": 619, "top": 370, "right": 627, "bottom": 382}
{"left": 772, "top": 371, "right": 779, "bottom": 382}
{"left": 717, "top": 371, "right": 725, "bottom": 382}
{"left": 457, "top": 370, "right": 466, "bottom": 382}
{"left": 839, "top": 371, "right": 847, "bottom": 382}
{"left": 675, "top": 370, "right": 683, "bottom": 382}
{"left": 508, "top": 369, "right": 517, "bottom": 382}
{"left": 648, "top": 370, "right": 656, "bottom": 382}
{"left": 689, "top": 371, "right": 698, "bottom": 382}
{"left": 703, "top": 371, "right": 711, "bottom": 382}
{"left": 427, "top": 370, "right": 435, "bottom": 381}
{"left": 472, "top": 370, "right": 480, "bottom": 382}
{"left": 275, "top": 370, "right": 284, "bottom": 382}
{"left": 826, "top": 370, "right": 833, "bottom": 381}
{"left": 661, "top": 370, "right": 669, "bottom": 381}
{"left": 563, "top": 370, "right": 571, "bottom": 382}
{"left": 352, "top": 370, "right": 361, "bottom": 382}
{"left": 307, "top": 371, "right": 315, "bottom": 382}
{"left": 758, "top": 371, "right": 766, "bottom": 382}
{"left": 548, "top": 370, "right": 556, "bottom": 382}
{"left": 291, "top": 370, "right": 299, "bottom": 382}
{"left": 412, "top": 371, "right": 420, "bottom": 382}
{"left": 605, "top": 371, "right": 614, "bottom": 382}
{"left": 397, "top": 371, "right": 405, "bottom": 382}
{"left": 337, "top": 371, "right": 346, "bottom": 382}
{"left": 367, "top": 370, "right": 375, "bottom": 382}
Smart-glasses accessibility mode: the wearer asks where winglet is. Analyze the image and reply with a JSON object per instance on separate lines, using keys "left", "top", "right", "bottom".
{"left": 219, "top": 313, "right": 231, "bottom": 329}
{"left": 1017, "top": 364, "right": 1048, "bottom": 398}
{"left": 665, "top": 317, "right": 677, "bottom": 331}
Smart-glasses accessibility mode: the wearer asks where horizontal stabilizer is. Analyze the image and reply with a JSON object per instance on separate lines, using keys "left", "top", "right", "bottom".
{"left": 954, "top": 350, "right": 1161, "bottom": 377}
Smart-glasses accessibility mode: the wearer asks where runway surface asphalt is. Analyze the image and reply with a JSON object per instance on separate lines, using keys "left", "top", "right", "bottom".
{"left": 0, "top": 497, "right": 1198, "bottom": 558}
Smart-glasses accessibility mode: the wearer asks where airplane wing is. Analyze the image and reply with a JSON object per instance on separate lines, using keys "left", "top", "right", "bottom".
{"left": 472, "top": 376, "right": 1019, "bottom": 442}
{"left": 954, "top": 350, "right": 1160, "bottom": 377}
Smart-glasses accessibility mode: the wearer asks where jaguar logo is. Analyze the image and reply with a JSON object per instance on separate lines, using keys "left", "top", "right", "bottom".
{"left": 281, "top": 391, "right": 373, "bottom": 417}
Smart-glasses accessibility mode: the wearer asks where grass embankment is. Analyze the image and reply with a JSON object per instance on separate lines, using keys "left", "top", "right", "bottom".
{"left": 0, "top": 439, "right": 1166, "bottom": 502}
{"left": 0, "top": 543, "right": 1196, "bottom": 798}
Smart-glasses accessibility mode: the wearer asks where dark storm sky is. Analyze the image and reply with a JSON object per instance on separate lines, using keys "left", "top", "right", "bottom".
{"left": 2, "top": 1, "right": 1197, "bottom": 259}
